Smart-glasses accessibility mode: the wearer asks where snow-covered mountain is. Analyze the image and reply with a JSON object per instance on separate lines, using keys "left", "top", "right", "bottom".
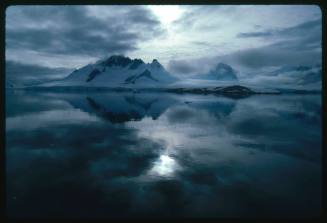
{"left": 8, "top": 55, "right": 321, "bottom": 94}
{"left": 42, "top": 55, "right": 178, "bottom": 87}
{"left": 194, "top": 62, "right": 239, "bottom": 81}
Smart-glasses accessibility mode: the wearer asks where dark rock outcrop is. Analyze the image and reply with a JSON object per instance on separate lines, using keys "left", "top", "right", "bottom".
{"left": 129, "top": 59, "right": 144, "bottom": 70}
{"left": 125, "top": 69, "right": 158, "bottom": 84}
{"left": 166, "top": 85, "right": 254, "bottom": 98}
{"left": 195, "top": 62, "right": 238, "bottom": 81}
{"left": 209, "top": 63, "right": 238, "bottom": 80}
{"left": 86, "top": 69, "right": 101, "bottom": 82}
{"left": 151, "top": 59, "right": 163, "bottom": 69}
{"left": 102, "top": 55, "right": 132, "bottom": 68}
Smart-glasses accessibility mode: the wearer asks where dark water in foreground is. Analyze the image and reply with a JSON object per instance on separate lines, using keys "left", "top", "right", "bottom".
{"left": 6, "top": 90, "right": 322, "bottom": 218}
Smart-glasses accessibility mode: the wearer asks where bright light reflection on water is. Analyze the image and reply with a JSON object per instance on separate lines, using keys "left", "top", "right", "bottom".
{"left": 6, "top": 91, "right": 322, "bottom": 218}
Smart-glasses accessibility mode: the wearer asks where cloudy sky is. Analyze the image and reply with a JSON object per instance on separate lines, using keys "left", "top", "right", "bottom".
{"left": 6, "top": 5, "right": 322, "bottom": 80}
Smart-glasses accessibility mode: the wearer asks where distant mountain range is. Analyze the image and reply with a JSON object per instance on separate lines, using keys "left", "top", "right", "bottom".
{"left": 6, "top": 55, "right": 322, "bottom": 95}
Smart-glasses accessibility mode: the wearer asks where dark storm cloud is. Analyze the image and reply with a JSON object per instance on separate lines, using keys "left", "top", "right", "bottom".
{"left": 6, "top": 6, "right": 164, "bottom": 57}
{"left": 229, "top": 45, "right": 321, "bottom": 69}
{"left": 233, "top": 19, "right": 322, "bottom": 68}
{"left": 6, "top": 60, "right": 73, "bottom": 86}
{"left": 6, "top": 61, "right": 72, "bottom": 79}
{"left": 237, "top": 31, "right": 273, "bottom": 38}
{"left": 167, "top": 60, "right": 198, "bottom": 75}
{"left": 169, "top": 18, "right": 322, "bottom": 76}
{"left": 279, "top": 19, "right": 321, "bottom": 37}
{"left": 237, "top": 19, "right": 321, "bottom": 41}
{"left": 167, "top": 56, "right": 221, "bottom": 77}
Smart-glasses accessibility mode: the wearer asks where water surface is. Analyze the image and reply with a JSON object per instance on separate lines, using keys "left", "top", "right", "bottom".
{"left": 6, "top": 90, "right": 322, "bottom": 218}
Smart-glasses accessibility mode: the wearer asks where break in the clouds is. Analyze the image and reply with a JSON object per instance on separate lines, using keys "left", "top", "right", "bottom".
{"left": 6, "top": 5, "right": 321, "bottom": 79}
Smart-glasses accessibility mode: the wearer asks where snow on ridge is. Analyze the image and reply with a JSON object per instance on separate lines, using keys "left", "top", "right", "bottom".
{"left": 41, "top": 55, "right": 178, "bottom": 88}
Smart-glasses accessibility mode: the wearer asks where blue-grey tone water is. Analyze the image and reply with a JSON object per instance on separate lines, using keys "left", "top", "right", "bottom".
{"left": 6, "top": 90, "right": 322, "bottom": 218}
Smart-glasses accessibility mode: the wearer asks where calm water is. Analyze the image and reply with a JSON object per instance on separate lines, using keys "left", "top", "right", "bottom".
{"left": 6, "top": 90, "right": 322, "bottom": 218}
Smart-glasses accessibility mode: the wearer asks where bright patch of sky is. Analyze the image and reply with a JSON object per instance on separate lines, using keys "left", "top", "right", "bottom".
{"left": 6, "top": 5, "right": 321, "bottom": 72}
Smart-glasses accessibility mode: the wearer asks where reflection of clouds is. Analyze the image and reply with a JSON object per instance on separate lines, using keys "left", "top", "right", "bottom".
{"left": 127, "top": 105, "right": 247, "bottom": 175}
{"left": 226, "top": 94, "right": 321, "bottom": 162}
{"left": 6, "top": 90, "right": 73, "bottom": 118}
{"left": 6, "top": 92, "right": 322, "bottom": 217}
{"left": 231, "top": 94, "right": 321, "bottom": 116}
{"left": 6, "top": 106, "right": 164, "bottom": 217}
{"left": 124, "top": 93, "right": 321, "bottom": 217}
{"left": 6, "top": 109, "right": 101, "bottom": 131}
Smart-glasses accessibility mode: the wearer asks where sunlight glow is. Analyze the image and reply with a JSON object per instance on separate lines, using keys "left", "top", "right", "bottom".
{"left": 149, "top": 155, "right": 178, "bottom": 177}
{"left": 148, "top": 5, "right": 184, "bottom": 25}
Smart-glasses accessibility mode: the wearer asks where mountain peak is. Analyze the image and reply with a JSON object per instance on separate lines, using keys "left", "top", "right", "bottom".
{"left": 194, "top": 62, "right": 238, "bottom": 81}
{"left": 212, "top": 62, "right": 238, "bottom": 81}
{"left": 108, "top": 54, "right": 128, "bottom": 59}
{"left": 62, "top": 55, "right": 178, "bottom": 86}
{"left": 215, "top": 62, "right": 233, "bottom": 72}
{"left": 151, "top": 59, "right": 163, "bottom": 68}
{"left": 102, "top": 55, "right": 132, "bottom": 68}
{"left": 129, "top": 58, "right": 144, "bottom": 70}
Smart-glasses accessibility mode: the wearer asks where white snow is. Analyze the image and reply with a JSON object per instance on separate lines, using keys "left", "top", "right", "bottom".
{"left": 41, "top": 58, "right": 178, "bottom": 88}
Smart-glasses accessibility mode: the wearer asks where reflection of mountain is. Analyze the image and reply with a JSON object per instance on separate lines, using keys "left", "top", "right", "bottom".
{"left": 86, "top": 97, "right": 142, "bottom": 123}
{"left": 124, "top": 95, "right": 158, "bottom": 111}
{"left": 6, "top": 91, "right": 322, "bottom": 217}
{"left": 188, "top": 97, "right": 237, "bottom": 120}
{"left": 65, "top": 93, "right": 178, "bottom": 123}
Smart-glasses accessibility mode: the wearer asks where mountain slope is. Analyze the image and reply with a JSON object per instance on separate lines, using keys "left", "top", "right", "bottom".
{"left": 43, "top": 55, "right": 178, "bottom": 87}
